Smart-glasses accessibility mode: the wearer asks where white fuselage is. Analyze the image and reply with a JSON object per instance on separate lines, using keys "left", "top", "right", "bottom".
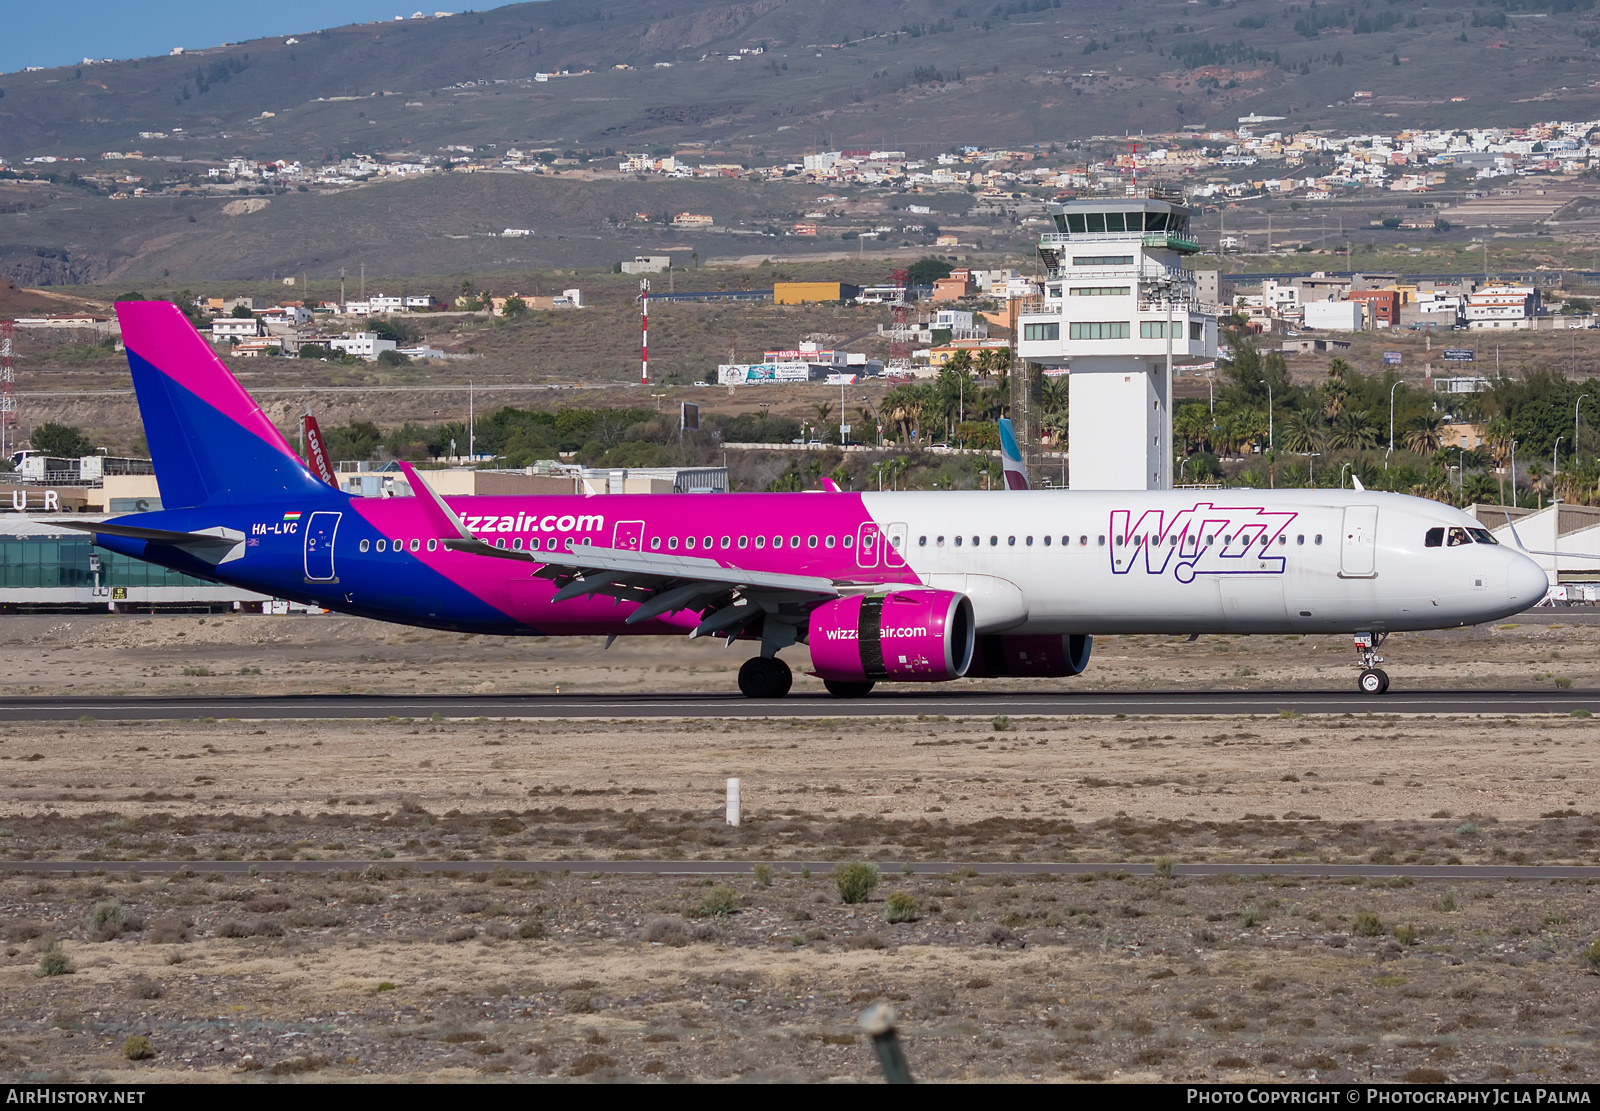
{"left": 860, "top": 489, "right": 1549, "bottom": 635}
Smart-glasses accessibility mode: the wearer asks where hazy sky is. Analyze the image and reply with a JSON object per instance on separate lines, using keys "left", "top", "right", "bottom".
{"left": 0, "top": 1, "right": 524, "bottom": 74}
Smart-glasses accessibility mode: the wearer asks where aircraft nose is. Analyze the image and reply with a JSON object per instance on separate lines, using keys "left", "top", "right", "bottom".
{"left": 1507, "top": 554, "right": 1549, "bottom": 610}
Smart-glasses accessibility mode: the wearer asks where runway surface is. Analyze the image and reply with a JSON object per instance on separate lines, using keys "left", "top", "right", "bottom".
{"left": 14, "top": 859, "right": 1600, "bottom": 881}
{"left": 0, "top": 688, "right": 1595, "bottom": 721}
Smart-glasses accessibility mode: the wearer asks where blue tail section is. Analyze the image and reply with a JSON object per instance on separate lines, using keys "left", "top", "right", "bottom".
{"left": 118, "top": 302, "right": 331, "bottom": 509}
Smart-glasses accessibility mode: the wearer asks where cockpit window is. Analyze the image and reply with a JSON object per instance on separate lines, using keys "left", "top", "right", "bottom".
{"left": 1448, "top": 527, "right": 1471, "bottom": 547}
{"left": 1425, "top": 527, "right": 1444, "bottom": 548}
{"left": 1469, "top": 528, "right": 1497, "bottom": 545}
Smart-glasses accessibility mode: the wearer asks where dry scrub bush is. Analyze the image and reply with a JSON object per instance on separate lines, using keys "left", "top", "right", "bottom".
{"left": 122, "top": 1036, "right": 153, "bottom": 1061}
{"left": 885, "top": 891, "right": 919, "bottom": 923}
{"left": 84, "top": 900, "right": 129, "bottom": 941}
{"left": 753, "top": 863, "right": 774, "bottom": 887}
{"left": 697, "top": 885, "right": 738, "bottom": 918}
{"left": 36, "top": 943, "right": 71, "bottom": 977}
{"left": 1353, "top": 912, "right": 1385, "bottom": 937}
{"left": 835, "top": 861, "right": 880, "bottom": 904}
{"left": 216, "top": 918, "right": 284, "bottom": 939}
{"left": 1582, "top": 936, "right": 1600, "bottom": 974}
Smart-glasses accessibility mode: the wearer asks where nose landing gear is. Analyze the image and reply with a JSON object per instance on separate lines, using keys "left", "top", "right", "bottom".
{"left": 1354, "top": 632, "right": 1389, "bottom": 694}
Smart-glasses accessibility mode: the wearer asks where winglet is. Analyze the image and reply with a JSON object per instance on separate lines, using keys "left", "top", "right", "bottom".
{"left": 1351, "top": 475, "right": 1366, "bottom": 492}
{"left": 1498, "top": 506, "right": 1529, "bottom": 552}
{"left": 998, "top": 417, "right": 1030, "bottom": 490}
{"left": 818, "top": 476, "right": 841, "bottom": 493}
{"left": 396, "top": 461, "right": 473, "bottom": 541}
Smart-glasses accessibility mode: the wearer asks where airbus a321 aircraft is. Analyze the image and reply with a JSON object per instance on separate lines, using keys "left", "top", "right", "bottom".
{"left": 67, "top": 302, "right": 1550, "bottom": 699}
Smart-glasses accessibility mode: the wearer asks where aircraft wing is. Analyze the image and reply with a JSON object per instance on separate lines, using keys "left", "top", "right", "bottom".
{"left": 532, "top": 544, "right": 841, "bottom": 639}
{"left": 400, "top": 461, "right": 840, "bottom": 639}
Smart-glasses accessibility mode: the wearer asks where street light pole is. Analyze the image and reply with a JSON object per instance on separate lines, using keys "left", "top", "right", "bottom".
{"left": 1510, "top": 438, "right": 1519, "bottom": 508}
{"left": 1340, "top": 462, "right": 1351, "bottom": 490}
{"left": 1260, "top": 379, "right": 1273, "bottom": 450}
{"left": 1386, "top": 380, "right": 1401, "bottom": 470}
{"left": 1554, "top": 435, "right": 1564, "bottom": 485}
{"left": 1577, "top": 393, "right": 1590, "bottom": 461}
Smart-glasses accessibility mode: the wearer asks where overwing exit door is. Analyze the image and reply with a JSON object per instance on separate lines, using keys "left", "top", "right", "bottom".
{"left": 612, "top": 520, "right": 645, "bottom": 551}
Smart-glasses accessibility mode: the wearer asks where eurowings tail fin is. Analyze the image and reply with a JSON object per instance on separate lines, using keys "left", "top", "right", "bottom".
{"left": 998, "top": 417, "right": 1030, "bottom": 490}
{"left": 116, "top": 301, "right": 330, "bottom": 509}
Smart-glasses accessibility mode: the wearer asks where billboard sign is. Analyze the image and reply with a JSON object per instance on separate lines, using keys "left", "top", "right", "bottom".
{"left": 716, "top": 362, "right": 810, "bottom": 385}
{"left": 680, "top": 402, "right": 700, "bottom": 431}
{"left": 1442, "top": 349, "right": 1476, "bottom": 362}
{"left": 1383, "top": 351, "right": 1402, "bottom": 366}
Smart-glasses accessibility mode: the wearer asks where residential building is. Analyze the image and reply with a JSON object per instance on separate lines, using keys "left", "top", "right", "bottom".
{"left": 1016, "top": 196, "right": 1216, "bottom": 490}
{"left": 328, "top": 332, "right": 398, "bottom": 360}
{"left": 672, "top": 213, "right": 714, "bottom": 229}
{"left": 620, "top": 255, "right": 671, "bottom": 274}
{"left": 1465, "top": 283, "right": 1538, "bottom": 330}
{"left": 927, "top": 338, "right": 1012, "bottom": 367}
{"left": 210, "top": 317, "right": 262, "bottom": 342}
{"left": 931, "top": 269, "right": 975, "bottom": 302}
{"left": 1346, "top": 289, "right": 1401, "bottom": 328}
{"left": 1302, "top": 300, "right": 1364, "bottom": 331}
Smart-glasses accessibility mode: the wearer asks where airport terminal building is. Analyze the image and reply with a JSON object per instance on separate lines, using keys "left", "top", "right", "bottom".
{"left": 0, "top": 518, "right": 270, "bottom": 613}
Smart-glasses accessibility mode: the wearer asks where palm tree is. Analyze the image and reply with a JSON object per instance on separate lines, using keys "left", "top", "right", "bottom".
{"left": 1214, "top": 413, "right": 1244, "bottom": 457}
{"left": 1403, "top": 413, "right": 1444, "bottom": 456}
{"left": 1329, "top": 411, "right": 1379, "bottom": 452}
{"left": 1174, "top": 405, "right": 1212, "bottom": 454}
{"left": 1484, "top": 417, "right": 1514, "bottom": 470}
{"left": 1462, "top": 472, "right": 1500, "bottom": 507}
{"left": 1280, "top": 408, "right": 1326, "bottom": 454}
{"left": 1527, "top": 460, "right": 1550, "bottom": 505}
{"left": 1322, "top": 358, "right": 1351, "bottom": 420}
{"left": 1041, "top": 374, "right": 1069, "bottom": 419}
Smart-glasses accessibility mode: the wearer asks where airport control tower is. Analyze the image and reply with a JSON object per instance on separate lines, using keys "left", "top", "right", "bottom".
{"left": 1016, "top": 193, "right": 1218, "bottom": 490}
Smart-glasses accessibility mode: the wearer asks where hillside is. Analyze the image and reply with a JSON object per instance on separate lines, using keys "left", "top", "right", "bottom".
{"left": 4, "top": 0, "right": 1600, "bottom": 164}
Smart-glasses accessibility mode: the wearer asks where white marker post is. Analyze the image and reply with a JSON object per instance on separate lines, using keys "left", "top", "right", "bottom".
{"left": 725, "top": 778, "right": 741, "bottom": 827}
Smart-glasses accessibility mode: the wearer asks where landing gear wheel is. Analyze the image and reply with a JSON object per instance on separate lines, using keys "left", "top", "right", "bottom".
{"left": 823, "top": 678, "right": 876, "bottom": 699}
{"left": 738, "top": 656, "right": 792, "bottom": 699}
{"left": 1358, "top": 668, "right": 1390, "bottom": 695}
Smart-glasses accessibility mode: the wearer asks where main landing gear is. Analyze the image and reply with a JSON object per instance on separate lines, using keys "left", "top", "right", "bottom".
{"left": 822, "top": 679, "right": 875, "bottom": 699}
{"left": 738, "top": 656, "right": 793, "bottom": 699}
{"left": 1354, "top": 632, "right": 1389, "bottom": 695}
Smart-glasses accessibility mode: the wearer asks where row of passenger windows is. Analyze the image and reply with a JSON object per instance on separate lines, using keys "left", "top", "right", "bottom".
{"left": 917, "top": 533, "right": 1325, "bottom": 548}
{"left": 358, "top": 537, "right": 592, "bottom": 554}
{"left": 357, "top": 532, "right": 1332, "bottom": 555}
{"left": 363, "top": 534, "right": 1337, "bottom": 557}
{"left": 355, "top": 534, "right": 858, "bottom": 554}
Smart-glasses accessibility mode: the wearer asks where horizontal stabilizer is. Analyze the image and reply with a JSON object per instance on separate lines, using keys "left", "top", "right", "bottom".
{"left": 55, "top": 520, "right": 246, "bottom": 564}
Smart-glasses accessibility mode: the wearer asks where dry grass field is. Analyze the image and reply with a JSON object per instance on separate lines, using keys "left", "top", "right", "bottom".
{"left": 0, "top": 614, "right": 1597, "bottom": 1083}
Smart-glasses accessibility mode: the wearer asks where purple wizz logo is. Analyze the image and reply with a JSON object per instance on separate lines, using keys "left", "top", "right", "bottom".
{"left": 1109, "top": 504, "right": 1298, "bottom": 582}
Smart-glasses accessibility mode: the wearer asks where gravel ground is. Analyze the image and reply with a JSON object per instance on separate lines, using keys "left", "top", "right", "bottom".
{"left": 0, "top": 613, "right": 1597, "bottom": 1082}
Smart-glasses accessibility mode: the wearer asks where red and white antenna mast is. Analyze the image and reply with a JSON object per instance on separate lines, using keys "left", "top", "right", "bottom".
{"left": 887, "top": 268, "right": 911, "bottom": 374}
{"left": 0, "top": 321, "right": 16, "bottom": 463}
{"left": 639, "top": 279, "right": 650, "bottom": 386}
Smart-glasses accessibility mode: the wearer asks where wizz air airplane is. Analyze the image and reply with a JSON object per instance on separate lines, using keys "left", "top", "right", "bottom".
{"left": 65, "top": 302, "right": 1549, "bottom": 699}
